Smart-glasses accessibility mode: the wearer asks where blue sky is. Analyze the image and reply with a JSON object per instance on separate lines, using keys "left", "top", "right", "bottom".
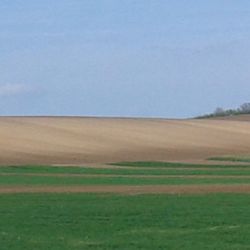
{"left": 1, "top": 0, "right": 250, "bottom": 118}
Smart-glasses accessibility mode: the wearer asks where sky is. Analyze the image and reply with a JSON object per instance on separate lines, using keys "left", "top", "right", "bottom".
{"left": 1, "top": 0, "right": 250, "bottom": 118}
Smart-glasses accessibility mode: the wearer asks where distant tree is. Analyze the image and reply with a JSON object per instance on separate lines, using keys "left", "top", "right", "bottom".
{"left": 214, "top": 107, "right": 225, "bottom": 116}
{"left": 240, "top": 103, "right": 250, "bottom": 113}
{"left": 196, "top": 102, "right": 250, "bottom": 119}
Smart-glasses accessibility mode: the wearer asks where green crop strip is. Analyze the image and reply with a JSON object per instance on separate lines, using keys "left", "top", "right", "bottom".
{"left": 1, "top": 193, "right": 250, "bottom": 249}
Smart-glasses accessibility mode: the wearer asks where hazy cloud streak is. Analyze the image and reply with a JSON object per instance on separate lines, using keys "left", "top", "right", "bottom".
{"left": 0, "top": 84, "right": 32, "bottom": 97}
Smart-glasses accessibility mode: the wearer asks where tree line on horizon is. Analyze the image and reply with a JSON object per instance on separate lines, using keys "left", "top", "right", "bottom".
{"left": 196, "top": 102, "right": 250, "bottom": 119}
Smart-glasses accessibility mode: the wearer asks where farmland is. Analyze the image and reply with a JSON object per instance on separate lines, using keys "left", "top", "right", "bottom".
{"left": 1, "top": 161, "right": 250, "bottom": 249}
{"left": 2, "top": 193, "right": 250, "bottom": 249}
{"left": 3, "top": 163, "right": 250, "bottom": 189}
{"left": 1, "top": 117, "right": 250, "bottom": 249}
{"left": 2, "top": 0, "right": 250, "bottom": 248}
{"left": 1, "top": 116, "right": 250, "bottom": 165}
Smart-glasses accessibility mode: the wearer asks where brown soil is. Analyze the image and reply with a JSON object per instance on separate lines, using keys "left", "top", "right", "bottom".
{"left": 1, "top": 116, "right": 250, "bottom": 165}
{"left": 2, "top": 173, "right": 250, "bottom": 179}
{"left": 2, "top": 184, "right": 250, "bottom": 194}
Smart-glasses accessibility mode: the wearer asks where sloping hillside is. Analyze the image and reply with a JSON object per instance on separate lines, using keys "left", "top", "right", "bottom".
{"left": 0, "top": 116, "right": 250, "bottom": 165}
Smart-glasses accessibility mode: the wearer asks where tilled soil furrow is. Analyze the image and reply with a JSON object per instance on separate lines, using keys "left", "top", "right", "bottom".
{"left": 2, "top": 184, "right": 250, "bottom": 194}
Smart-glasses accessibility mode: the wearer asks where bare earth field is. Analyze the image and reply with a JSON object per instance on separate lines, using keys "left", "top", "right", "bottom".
{"left": 1, "top": 116, "right": 250, "bottom": 195}
{"left": 0, "top": 116, "right": 250, "bottom": 165}
{"left": 3, "top": 184, "right": 250, "bottom": 194}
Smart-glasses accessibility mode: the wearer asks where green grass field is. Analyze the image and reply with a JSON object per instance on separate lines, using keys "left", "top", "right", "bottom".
{"left": 3, "top": 164, "right": 250, "bottom": 176}
{"left": 2, "top": 163, "right": 250, "bottom": 186}
{"left": 2, "top": 174, "right": 250, "bottom": 186}
{"left": 1, "top": 193, "right": 250, "bottom": 249}
{"left": 2, "top": 161, "right": 250, "bottom": 249}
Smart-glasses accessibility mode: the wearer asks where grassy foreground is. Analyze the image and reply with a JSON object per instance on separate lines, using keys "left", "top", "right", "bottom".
{"left": 1, "top": 193, "right": 250, "bottom": 250}
{"left": 2, "top": 162, "right": 250, "bottom": 249}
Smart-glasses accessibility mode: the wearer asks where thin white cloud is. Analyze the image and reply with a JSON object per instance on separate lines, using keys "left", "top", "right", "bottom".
{"left": 0, "top": 84, "right": 32, "bottom": 97}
